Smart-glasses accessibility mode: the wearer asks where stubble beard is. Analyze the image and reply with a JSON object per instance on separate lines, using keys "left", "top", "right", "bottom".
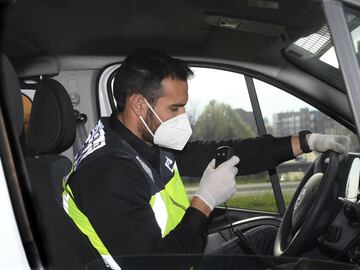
{"left": 139, "top": 111, "right": 160, "bottom": 145}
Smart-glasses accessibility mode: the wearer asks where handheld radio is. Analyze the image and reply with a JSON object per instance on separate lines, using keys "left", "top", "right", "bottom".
{"left": 215, "top": 146, "right": 235, "bottom": 237}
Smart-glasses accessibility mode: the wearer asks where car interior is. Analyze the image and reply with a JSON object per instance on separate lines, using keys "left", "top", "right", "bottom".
{"left": 1, "top": 0, "right": 360, "bottom": 269}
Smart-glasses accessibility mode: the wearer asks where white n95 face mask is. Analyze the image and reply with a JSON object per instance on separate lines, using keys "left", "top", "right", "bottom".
{"left": 139, "top": 99, "right": 192, "bottom": 150}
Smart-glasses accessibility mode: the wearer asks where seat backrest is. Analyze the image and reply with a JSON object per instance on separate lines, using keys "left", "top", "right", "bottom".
{"left": 26, "top": 78, "right": 104, "bottom": 269}
{"left": 27, "top": 78, "right": 76, "bottom": 204}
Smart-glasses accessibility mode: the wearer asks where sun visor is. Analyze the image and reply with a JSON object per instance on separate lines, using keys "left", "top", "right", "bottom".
{"left": 16, "top": 56, "right": 60, "bottom": 78}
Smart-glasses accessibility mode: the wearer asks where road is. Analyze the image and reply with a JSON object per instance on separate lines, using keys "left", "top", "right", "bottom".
{"left": 186, "top": 181, "right": 300, "bottom": 196}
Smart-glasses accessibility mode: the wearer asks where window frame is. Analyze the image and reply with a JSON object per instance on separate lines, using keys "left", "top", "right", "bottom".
{"left": 323, "top": 0, "right": 360, "bottom": 139}
{"left": 244, "top": 76, "right": 286, "bottom": 214}
{"left": 97, "top": 61, "right": 355, "bottom": 214}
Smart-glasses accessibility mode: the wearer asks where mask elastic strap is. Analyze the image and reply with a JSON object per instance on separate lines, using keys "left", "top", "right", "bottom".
{"left": 143, "top": 98, "right": 163, "bottom": 124}
{"left": 139, "top": 116, "right": 155, "bottom": 137}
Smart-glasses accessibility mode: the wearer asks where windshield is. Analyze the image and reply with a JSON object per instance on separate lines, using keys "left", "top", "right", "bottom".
{"left": 344, "top": 5, "right": 360, "bottom": 70}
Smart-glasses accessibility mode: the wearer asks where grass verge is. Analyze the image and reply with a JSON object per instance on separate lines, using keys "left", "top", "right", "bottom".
{"left": 225, "top": 191, "right": 294, "bottom": 212}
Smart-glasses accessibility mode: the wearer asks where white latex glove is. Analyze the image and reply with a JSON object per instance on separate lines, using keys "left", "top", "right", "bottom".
{"left": 194, "top": 156, "right": 240, "bottom": 210}
{"left": 307, "top": 134, "right": 350, "bottom": 155}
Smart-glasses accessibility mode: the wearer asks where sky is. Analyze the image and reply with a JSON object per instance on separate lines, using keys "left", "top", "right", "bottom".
{"left": 186, "top": 67, "right": 316, "bottom": 124}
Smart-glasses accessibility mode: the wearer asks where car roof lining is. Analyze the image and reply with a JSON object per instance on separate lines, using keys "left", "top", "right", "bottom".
{"left": 2, "top": 0, "right": 325, "bottom": 62}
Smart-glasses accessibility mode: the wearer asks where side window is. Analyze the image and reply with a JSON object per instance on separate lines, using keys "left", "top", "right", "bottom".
{"left": 187, "top": 68, "right": 256, "bottom": 141}
{"left": 254, "top": 79, "right": 359, "bottom": 206}
{"left": 185, "top": 67, "right": 279, "bottom": 212}
{"left": 102, "top": 65, "right": 348, "bottom": 213}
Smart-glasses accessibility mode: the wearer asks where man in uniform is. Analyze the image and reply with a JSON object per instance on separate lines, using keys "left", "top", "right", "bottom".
{"left": 63, "top": 49, "right": 349, "bottom": 269}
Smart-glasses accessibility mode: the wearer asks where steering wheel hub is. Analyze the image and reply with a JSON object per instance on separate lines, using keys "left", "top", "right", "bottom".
{"left": 292, "top": 173, "right": 324, "bottom": 232}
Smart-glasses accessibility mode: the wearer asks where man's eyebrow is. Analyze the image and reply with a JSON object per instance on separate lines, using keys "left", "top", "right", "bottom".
{"left": 171, "top": 103, "right": 186, "bottom": 107}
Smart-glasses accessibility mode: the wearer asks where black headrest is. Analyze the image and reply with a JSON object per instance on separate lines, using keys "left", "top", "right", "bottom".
{"left": 0, "top": 55, "right": 23, "bottom": 136}
{"left": 27, "top": 79, "right": 76, "bottom": 155}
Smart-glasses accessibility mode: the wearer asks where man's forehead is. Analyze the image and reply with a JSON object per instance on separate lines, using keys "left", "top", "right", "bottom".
{"left": 160, "top": 77, "right": 188, "bottom": 100}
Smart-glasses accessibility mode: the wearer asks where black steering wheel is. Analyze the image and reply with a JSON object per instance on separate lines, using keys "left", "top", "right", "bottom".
{"left": 274, "top": 151, "right": 340, "bottom": 257}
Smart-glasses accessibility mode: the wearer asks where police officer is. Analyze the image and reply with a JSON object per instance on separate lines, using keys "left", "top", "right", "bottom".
{"left": 63, "top": 49, "right": 349, "bottom": 269}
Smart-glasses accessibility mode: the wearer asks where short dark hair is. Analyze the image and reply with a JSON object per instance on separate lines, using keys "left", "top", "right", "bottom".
{"left": 113, "top": 49, "right": 193, "bottom": 112}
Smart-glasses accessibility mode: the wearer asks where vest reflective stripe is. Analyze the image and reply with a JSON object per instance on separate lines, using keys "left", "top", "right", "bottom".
{"left": 62, "top": 187, "right": 121, "bottom": 270}
{"left": 149, "top": 166, "right": 190, "bottom": 237}
{"left": 150, "top": 193, "right": 168, "bottom": 236}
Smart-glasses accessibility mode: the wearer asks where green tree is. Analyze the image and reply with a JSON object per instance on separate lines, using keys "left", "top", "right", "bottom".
{"left": 191, "top": 100, "right": 255, "bottom": 141}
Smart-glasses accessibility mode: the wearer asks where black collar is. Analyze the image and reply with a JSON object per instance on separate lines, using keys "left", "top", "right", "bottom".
{"left": 109, "top": 112, "right": 160, "bottom": 169}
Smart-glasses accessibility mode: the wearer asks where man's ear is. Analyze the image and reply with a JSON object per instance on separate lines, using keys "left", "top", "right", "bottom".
{"left": 128, "top": 94, "right": 147, "bottom": 117}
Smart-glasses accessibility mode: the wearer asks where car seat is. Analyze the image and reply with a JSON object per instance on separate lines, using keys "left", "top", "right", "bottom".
{"left": 25, "top": 78, "right": 105, "bottom": 269}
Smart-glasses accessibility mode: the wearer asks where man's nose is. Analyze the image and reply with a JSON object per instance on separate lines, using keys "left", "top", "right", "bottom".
{"left": 178, "top": 107, "right": 186, "bottom": 115}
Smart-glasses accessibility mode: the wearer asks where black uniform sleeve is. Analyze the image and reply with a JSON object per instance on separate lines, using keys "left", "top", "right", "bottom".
{"left": 176, "top": 135, "right": 294, "bottom": 177}
{"left": 79, "top": 161, "right": 209, "bottom": 260}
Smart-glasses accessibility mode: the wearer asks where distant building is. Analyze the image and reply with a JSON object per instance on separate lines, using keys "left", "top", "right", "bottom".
{"left": 234, "top": 108, "right": 359, "bottom": 152}
{"left": 323, "top": 117, "right": 346, "bottom": 134}
{"left": 272, "top": 108, "right": 324, "bottom": 136}
{"left": 272, "top": 108, "right": 359, "bottom": 151}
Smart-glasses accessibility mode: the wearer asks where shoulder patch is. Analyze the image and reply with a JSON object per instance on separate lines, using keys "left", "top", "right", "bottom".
{"left": 74, "top": 120, "right": 106, "bottom": 170}
{"left": 164, "top": 156, "right": 175, "bottom": 173}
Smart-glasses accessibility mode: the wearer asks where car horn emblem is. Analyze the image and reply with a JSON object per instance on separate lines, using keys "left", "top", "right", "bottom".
{"left": 294, "top": 187, "right": 307, "bottom": 211}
